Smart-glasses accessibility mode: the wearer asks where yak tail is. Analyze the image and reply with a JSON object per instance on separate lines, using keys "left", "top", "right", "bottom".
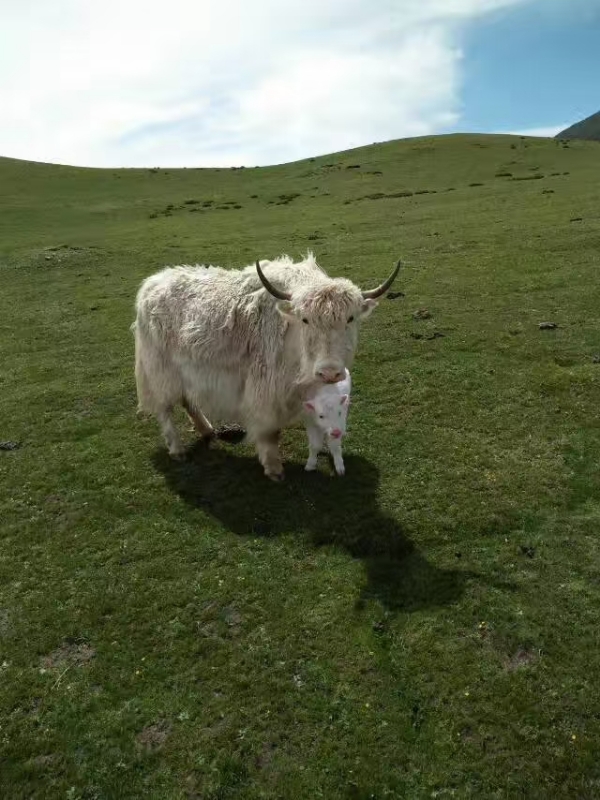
{"left": 133, "top": 323, "right": 157, "bottom": 415}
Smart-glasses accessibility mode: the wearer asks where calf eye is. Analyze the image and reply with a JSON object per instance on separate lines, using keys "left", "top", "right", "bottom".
{"left": 347, "top": 315, "right": 354, "bottom": 323}
{"left": 319, "top": 414, "right": 324, "bottom": 419}
{"left": 302, "top": 318, "right": 309, "bottom": 324}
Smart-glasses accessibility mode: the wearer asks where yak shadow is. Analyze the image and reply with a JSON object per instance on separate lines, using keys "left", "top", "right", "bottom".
{"left": 152, "top": 442, "right": 496, "bottom": 613}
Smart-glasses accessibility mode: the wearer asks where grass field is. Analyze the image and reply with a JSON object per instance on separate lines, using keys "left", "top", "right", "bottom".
{"left": 1, "top": 133, "right": 600, "bottom": 799}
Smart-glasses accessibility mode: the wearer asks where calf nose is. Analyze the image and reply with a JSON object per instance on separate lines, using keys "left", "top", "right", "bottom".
{"left": 317, "top": 368, "right": 344, "bottom": 384}
{"left": 330, "top": 428, "right": 342, "bottom": 439}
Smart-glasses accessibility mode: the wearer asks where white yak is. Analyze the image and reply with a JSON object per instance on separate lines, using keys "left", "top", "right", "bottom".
{"left": 132, "top": 252, "right": 401, "bottom": 480}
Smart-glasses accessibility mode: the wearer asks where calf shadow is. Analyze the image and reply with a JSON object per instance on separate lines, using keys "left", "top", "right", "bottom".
{"left": 152, "top": 443, "right": 495, "bottom": 613}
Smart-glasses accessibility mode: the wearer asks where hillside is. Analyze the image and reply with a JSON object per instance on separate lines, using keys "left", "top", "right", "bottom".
{"left": 1, "top": 133, "right": 600, "bottom": 798}
{"left": 556, "top": 109, "right": 600, "bottom": 141}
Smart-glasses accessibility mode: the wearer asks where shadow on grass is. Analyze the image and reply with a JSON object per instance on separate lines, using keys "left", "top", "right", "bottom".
{"left": 152, "top": 442, "right": 499, "bottom": 613}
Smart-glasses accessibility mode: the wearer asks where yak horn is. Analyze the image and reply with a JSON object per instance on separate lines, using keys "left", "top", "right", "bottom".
{"left": 256, "top": 260, "right": 292, "bottom": 301}
{"left": 362, "top": 259, "right": 402, "bottom": 299}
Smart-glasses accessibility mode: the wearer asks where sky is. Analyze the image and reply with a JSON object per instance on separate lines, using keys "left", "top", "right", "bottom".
{"left": 0, "top": 0, "right": 598, "bottom": 168}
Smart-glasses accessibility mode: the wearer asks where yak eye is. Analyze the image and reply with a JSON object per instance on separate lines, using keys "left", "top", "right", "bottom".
{"left": 347, "top": 315, "right": 354, "bottom": 323}
{"left": 302, "top": 318, "right": 309, "bottom": 324}
{"left": 319, "top": 414, "right": 324, "bottom": 419}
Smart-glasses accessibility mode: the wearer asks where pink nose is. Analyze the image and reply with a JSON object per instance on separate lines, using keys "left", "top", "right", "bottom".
{"left": 330, "top": 429, "right": 342, "bottom": 439}
{"left": 317, "top": 368, "right": 344, "bottom": 384}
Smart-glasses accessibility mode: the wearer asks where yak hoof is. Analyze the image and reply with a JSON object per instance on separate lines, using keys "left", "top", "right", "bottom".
{"left": 266, "top": 470, "right": 285, "bottom": 482}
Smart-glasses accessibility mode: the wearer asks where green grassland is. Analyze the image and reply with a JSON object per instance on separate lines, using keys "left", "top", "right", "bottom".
{"left": 1, "top": 133, "right": 600, "bottom": 798}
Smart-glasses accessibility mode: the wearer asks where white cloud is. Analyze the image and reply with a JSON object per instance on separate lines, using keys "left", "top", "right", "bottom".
{"left": 0, "top": 0, "right": 530, "bottom": 167}
{"left": 506, "top": 125, "right": 565, "bottom": 138}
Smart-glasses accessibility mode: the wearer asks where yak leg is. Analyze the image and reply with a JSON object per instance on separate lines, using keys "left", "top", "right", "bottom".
{"left": 157, "top": 407, "right": 185, "bottom": 459}
{"left": 255, "top": 429, "right": 284, "bottom": 482}
{"left": 134, "top": 330, "right": 186, "bottom": 458}
{"left": 182, "top": 396, "right": 214, "bottom": 442}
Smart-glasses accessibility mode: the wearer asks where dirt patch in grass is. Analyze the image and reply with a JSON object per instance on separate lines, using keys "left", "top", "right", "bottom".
{"left": 511, "top": 174, "right": 545, "bottom": 181}
{"left": 40, "top": 640, "right": 96, "bottom": 671}
{"left": 0, "top": 609, "right": 12, "bottom": 636}
{"left": 27, "top": 754, "right": 59, "bottom": 769}
{"left": 136, "top": 721, "right": 171, "bottom": 753}
{"left": 504, "top": 648, "right": 539, "bottom": 672}
{"left": 255, "top": 741, "right": 278, "bottom": 770}
{"left": 352, "top": 190, "right": 414, "bottom": 203}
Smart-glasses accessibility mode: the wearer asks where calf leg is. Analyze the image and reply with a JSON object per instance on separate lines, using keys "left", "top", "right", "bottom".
{"left": 327, "top": 438, "right": 345, "bottom": 476}
{"left": 182, "top": 396, "right": 214, "bottom": 442}
{"left": 157, "top": 407, "right": 185, "bottom": 459}
{"left": 254, "top": 429, "right": 284, "bottom": 481}
{"left": 305, "top": 423, "right": 325, "bottom": 472}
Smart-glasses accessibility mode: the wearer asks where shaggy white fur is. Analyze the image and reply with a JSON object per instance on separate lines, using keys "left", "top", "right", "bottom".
{"left": 133, "top": 252, "right": 396, "bottom": 480}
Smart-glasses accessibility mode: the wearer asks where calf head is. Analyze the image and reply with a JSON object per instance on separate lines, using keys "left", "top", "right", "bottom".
{"left": 304, "top": 393, "right": 350, "bottom": 439}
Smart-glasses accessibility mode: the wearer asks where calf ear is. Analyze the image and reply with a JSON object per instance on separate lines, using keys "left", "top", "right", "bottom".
{"left": 339, "top": 395, "right": 349, "bottom": 405}
{"left": 360, "top": 299, "right": 378, "bottom": 318}
{"left": 304, "top": 401, "right": 315, "bottom": 412}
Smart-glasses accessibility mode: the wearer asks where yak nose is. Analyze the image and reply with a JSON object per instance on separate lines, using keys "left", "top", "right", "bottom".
{"left": 317, "top": 367, "right": 344, "bottom": 384}
{"left": 330, "top": 428, "right": 342, "bottom": 439}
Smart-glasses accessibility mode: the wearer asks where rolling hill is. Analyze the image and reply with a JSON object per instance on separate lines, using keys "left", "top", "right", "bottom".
{"left": 1, "top": 133, "right": 600, "bottom": 798}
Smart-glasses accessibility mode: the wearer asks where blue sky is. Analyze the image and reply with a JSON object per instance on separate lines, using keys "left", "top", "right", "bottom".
{"left": 0, "top": 0, "right": 598, "bottom": 167}
{"left": 461, "top": 0, "right": 600, "bottom": 135}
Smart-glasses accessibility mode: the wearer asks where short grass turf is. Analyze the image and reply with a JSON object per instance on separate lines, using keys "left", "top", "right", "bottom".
{"left": 1, "top": 133, "right": 600, "bottom": 798}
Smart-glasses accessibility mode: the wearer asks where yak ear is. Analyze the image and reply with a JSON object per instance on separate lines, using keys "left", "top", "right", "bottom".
{"left": 339, "top": 394, "right": 348, "bottom": 405}
{"left": 304, "top": 401, "right": 315, "bottom": 412}
{"left": 276, "top": 300, "right": 297, "bottom": 322}
{"left": 360, "top": 299, "right": 378, "bottom": 318}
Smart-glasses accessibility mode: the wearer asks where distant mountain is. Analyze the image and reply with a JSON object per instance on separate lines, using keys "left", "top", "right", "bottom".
{"left": 556, "top": 110, "right": 600, "bottom": 141}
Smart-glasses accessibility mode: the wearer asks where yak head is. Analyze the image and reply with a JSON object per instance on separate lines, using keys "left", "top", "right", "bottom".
{"left": 256, "top": 256, "right": 401, "bottom": 384}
